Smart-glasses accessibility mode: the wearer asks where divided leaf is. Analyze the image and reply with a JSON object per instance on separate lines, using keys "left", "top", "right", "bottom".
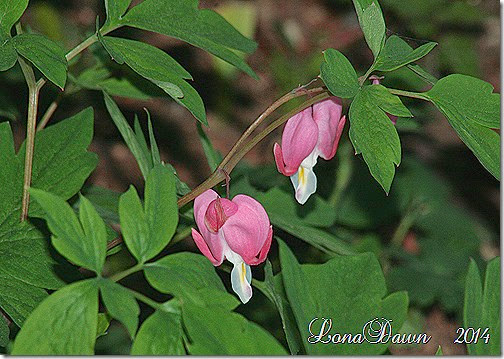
{"left": 0, "top": 109, "right": 97, "bottom": 326}
{"left": 426, "top": 74, "right": 500, "bottom": 129}
{"left": 0, "top": 0, "right": 28, "bottom": 71}
{"left": 12, "top": 279, "right": 99, "bottom": 355}
{"left": 121, "top": 0, "right": 258, "bottom": 78}
{"left": 375, "top": 35, "right": 437, "bottom": 72}
{"left": 349, "top": 84, "right": 412, "bottom": 193}
{"left": 13, "top": 33, "right": 68, "bottom": 89}
{"left": 99, "top": 279, "right": 139, "bottom": 338}
{"left": 104, "top": 0, "right": 132, "bottom": 26}
{"left": 144, "top": 252, "right": 238, "bottom": 309}
{"left": 119, "top": 164, "right": 178, "bottom": 263}
{"left": 352, "top": 0, "right": 386, "bottom": 57}
{"left": 425, "top": 75, "right": 500, "bottom": 180}
{"left": 30, "top": 190, "right": 107, "bottom": 274}
{"left": 99, "top": 36, "right": 206, "bottom": 124}
{"left": 463, "top": 258, "right": 500, "bottom": 355}
{"left": 182, "top": 304, "right": 288, "bottom": 355}
{"left": 278, "top": 240, "right": 408, "bottom": 355}
{"left": 131, "top": 310, "right": 185, "bottom": 355}
{"left": 320, "top": 48, "right": 359, "bottom": 98}
{"left": 103, "top": 92, "right": 155, "bottom": 179}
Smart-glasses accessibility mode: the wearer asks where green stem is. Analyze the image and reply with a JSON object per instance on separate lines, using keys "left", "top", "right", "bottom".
{"left": 390, "top": 201, "right": 428, "bottom": 248}
{"left": 34, "top": 24, "right": 120, "bottom": 91}
{"left": 171, "top": 226, "right": 193, "bottom": 246}
{"left": 388, "top": 88, "right": 429, "bottom": 101}
{"left": 109, "top": 263, "right": 143, "bottom": 282}
{"left": 328, "top": 141, "right": 353, "bottom": 207}
{"left": 359, "top": 63, "right": 376, "bottom": 86}
{"left": 37, "top": 93, "right": 61, "bottom": 131}
{"left": 127, "top": 288, "right": 164, "bottom": 311}
{"left": 16, "top": 23, "right": 40, "bottom": 221}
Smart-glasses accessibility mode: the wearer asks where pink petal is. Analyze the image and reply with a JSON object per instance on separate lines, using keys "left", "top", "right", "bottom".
{"left": 204, "top": 198, "right": 238, "bottom": 233}
{"left": 279, "top": 107, "right": 318, "bottom": 175}
{"left": 274, "top": 143, "right": 291, "bottom": 176}
{"left": 312, "top": 97, "right": 345, "bottom": 160}
{"left": 193, "top": 190, "right": 225, "bottom": 263}
{"left": 191, "top": 228, "right": 223, "bottom": 265}
{"left": 247, "top": 226, "right": 273, "bottom": 265}
{"left": 221, "top": 195, "right": 271, "bottom": 264}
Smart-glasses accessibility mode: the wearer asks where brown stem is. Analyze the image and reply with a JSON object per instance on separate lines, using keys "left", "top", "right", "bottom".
{"left": 177, "top": 91, "right": 330, "bottom": 208}
{"left": 218, "top": 86, "right": 326, "bottom": 170}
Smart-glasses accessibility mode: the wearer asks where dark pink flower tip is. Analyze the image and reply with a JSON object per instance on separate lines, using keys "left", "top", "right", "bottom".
{"left": 193, "top": 189, "right": 225, "bottom": 264}
{"left": 204, "top": 197, "right": 238, "bottom": 233}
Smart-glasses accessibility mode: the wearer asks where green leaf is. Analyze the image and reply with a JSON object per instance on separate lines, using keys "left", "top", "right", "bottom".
{"left": 425, "top": 75, "right": 500, "bottom": 180}
{"left": 96, "top": 313, "right": 111, "bottom": 338}
{"left": 104, "top": 0, "right": 132, "bottom": 26}
{"left": 0, "top": 0, "right": 28, "bottom": 38}
{"left": 99, "top": 36, "right": 206, "bottom": 124}
{"left": 0, "top": 109, "right": 96, "bottom": 326}
{"left": 435, "top": 345, "right": 443, "bottom": 355}
{"left": 182, "top": 304, "right": 288, "bottom": 355}
{"left": 29, "top": 190, "right": 107, "bottom": 274}
{"left": 258, "top": 187, "right": 337, "bottom": 228}
{"left": 119, "top": 164, "right": 178, "bottom": 263}
{"left": 406, "top": 63, "right": 438, "bottom": 85}
{"left": 349, "top": 85, "right": 411, "bottom": 193}
{"left": 464, "top": 259, "right": 482, "bottom": 355}
{"left": 278, "top": 239, "right": 408, "bottom": 355}
{"left": 351, "top": 0, "right": 386, "bottom": 57}
{"left": 320, "top": 48, "right": 359, "bottom": 98}
{"left": 103, "top": 92, "right": 153, "bottom": 179}
{"left": 121, "top": 0, "right": 258, "bottom": 79}
{"left": 0, "top": 40, "right": 16, "bottom": 71}
{"left": 99, "top": 279, "right": 139, "bottom": 338}
{"left": 131, "top": 310, "right": 185, "bottom": 355}
{"left": 374, "top": 35, "right": 437, "bottom": 72}
{"left": 426, "top": 74, "right": 500, "bottom": 128}
{"left": 146, "top": 110, "right": 161, "bottom": 165}
{"left": 144, "top": 252, "right": 238, "bottom": 309}
{"left": 103, "top": 93, "right": 191, "bottom": 195}
{"left": 197, "top": 122, "right": 221, "bottom": 171}
{"left": 78, "top": 186, "right": 120, "bottom": 223}
{"left": 12, "top": 279, "right": 99, "bottom": 355}
{"left": 13, "top": 33, "right": 68, "bottom": 89}
{"left": 263, "top": 260, "right": 303, "bottom": 354}
{"left": 464, "top": 258, "right": 500, "bottom": 355}
{"left": 0, "top": 315, "right": 8, "bottom": 347}
{"left": 0, "top": 0, "right": 28, "bottom": 71}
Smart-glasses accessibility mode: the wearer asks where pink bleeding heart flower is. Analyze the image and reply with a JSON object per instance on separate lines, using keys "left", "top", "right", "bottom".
{"left": 191, "top": 189, "right": 273, "bottom": 304}
{"left": 273, "top": 97, "right": 347, "bottom": 204}
{"left": 371, "top": 77, "right": 397, "bottom": 125}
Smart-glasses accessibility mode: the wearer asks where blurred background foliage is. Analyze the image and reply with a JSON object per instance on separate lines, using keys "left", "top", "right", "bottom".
{"left": 0, "top": 0, "right": 499, "bottom": 355}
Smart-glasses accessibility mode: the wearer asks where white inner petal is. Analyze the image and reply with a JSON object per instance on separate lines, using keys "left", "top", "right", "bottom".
{"left": 221, "top": 233, "right": 253, "bottom": 304}
{"left": 290, "top": 147, "right": 319, "bottom": 205}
